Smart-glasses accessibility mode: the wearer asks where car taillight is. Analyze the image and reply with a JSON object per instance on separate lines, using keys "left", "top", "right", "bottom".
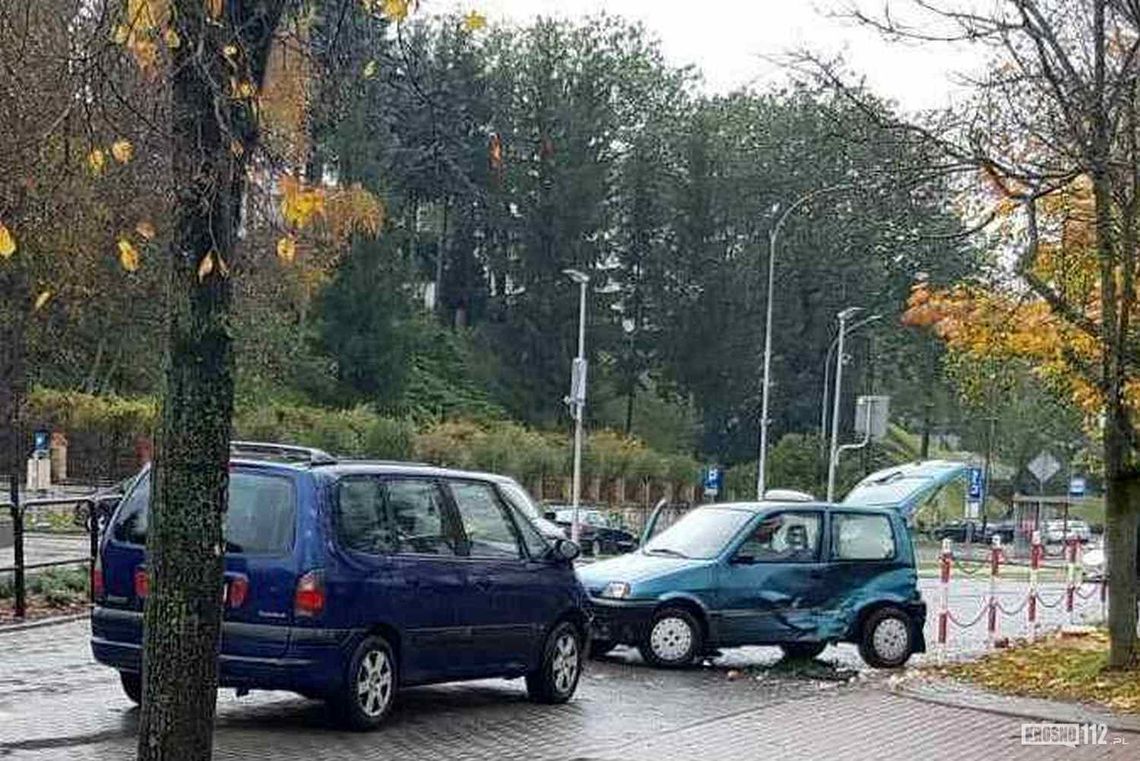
{"left": 134, "top": 568, "right": 149, "bottom": 599}
{"left": 294, "top": 570, "right": 325, "bottom": 617}
{"left": 92, "top": 565, "right": 104, "bottom": 599}
{"left": 226, "top": 576, "right": 249, "bottom": 609}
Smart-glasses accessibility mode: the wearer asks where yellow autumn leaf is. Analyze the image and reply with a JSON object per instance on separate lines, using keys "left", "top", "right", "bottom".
{"left": 223, "top": 44, "right": 238, "bottom": 59}
{"left": 363, "top": 60, "right": 378, "bottom": 79}
{"left": 0, "top": 222, "right": 16, "bottom": 258}
{"left": 164, "top": 27, "right": 180, "bottom": 49}
{"left": 229, "top": 139, "right": 245, "bottom": 157}
{"left": 462, "top": 11, "right": 487, "bottom": 32}
{"left": 135, "top": 220, "right": 156, "bottom": 240}
{"left": 216, "top": 252, "right": 230, "bottom": 277}
{"left": 276, "top": 235, "right": 296, "bottom": 263}
{"left": 87, "top": 148, "right": 106, "bottom": 175}
{"left": 381, "top": 0, "right": 411, "bottom": 22}
{"left": 117, "top": 238, "right": 140, "bottom": 272}
{"left": 206, "top": 0, "right": 223, "bottom": 20}
{"left": 230, "top": 78, "right": 256, "bottom": 99}
{"left": 197, "top": 251, "right": 215, "bottom": 281}
{"left": 280, "top": 175, "right": 325, "bottom": 228}
{"left": 112, "top": 24, "right": 130, "bottom": 45}
{"left": 33, "top": 291, "right": 52, "bottom": 311}
{"left": 111, "top": 139, "right": 134, "bottom": 164}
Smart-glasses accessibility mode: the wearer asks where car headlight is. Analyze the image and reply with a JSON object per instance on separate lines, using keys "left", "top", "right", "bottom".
{"left": 601, "top": 581, "right": 630, "bottom": 599}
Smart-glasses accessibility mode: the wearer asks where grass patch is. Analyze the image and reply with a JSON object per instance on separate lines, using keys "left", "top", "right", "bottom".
{"left": 0, "top": 565, "right": 89, "bottom": 608}
{"left": 938, "top": 629, "right": 1140, "bottom": 713}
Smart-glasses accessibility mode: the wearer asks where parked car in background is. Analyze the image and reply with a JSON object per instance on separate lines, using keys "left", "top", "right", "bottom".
{"left": 92, "top": 443, "right": 589, "bottom": 729}
{"left": 930, "top": 519, "right": 1016, "bottom": 545}
{"left": 548, "top": 507, "right": 638, "bottom": 557}
{"left": 579, "top": 501, "right": 926, "bottom": 669}
{"left": 488, "top": 475, "right": 567, "bottom": 543}
{"left": 1044, "top": 518, "right": 1092, "bottom": 544}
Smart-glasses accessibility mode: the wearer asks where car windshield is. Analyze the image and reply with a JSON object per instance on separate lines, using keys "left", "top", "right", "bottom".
{"left": 641, "top": 507, "right": 754, "bottom": 560}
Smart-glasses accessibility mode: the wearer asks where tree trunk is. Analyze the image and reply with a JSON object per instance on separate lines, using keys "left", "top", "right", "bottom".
{"left": 137, "top": 3, "right": 285, "bottom": 759}
{"left": 1103, "top": 405, "right": 1139, "bottom": 669}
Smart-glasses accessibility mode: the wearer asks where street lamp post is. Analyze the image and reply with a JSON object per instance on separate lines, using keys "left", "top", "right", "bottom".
{"left": 819, "top": 314, "right": 881, "bottom": 449}
{"left": 827, "top": 306, "right": 863, "bottom": 501}
{"left": 756, "top": 184, "right": 850, "bottom": 500}
{"left": 564, "top": 269, "right": 590, "bottom": 545}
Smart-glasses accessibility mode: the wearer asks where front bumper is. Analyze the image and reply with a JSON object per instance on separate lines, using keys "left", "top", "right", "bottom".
{"left": 587, "top": 596, "right": 656, "bottom": 645}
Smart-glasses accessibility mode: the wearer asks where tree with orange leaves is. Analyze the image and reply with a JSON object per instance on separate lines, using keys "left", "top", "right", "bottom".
{"left": 847, "top": 1, "right": 1140, "bottom": 667}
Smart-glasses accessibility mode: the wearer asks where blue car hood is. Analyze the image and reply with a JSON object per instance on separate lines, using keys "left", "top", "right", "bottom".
{"left": 577, "top": 552, "right": 707, "bottom": 589}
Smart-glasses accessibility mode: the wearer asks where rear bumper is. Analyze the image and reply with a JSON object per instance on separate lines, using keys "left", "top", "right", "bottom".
{"left": 91, "top": 606, "right": 359, "bottom": 695}
{"left": 587, "top": 597, "right": 656, "bottom": 645}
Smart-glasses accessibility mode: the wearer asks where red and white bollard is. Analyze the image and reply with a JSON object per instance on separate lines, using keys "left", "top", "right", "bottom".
{"left": 987, "top": 534, "right": 1001, "bottom": 646}
{"left": 937, "top": 537, "right": 951, "bottom": 663}
{"left": 1065, "top": 536, "right": 1078, "bottom": 623}
{"left": 1028, "top": 530, "right": 1042, "bottom": 641}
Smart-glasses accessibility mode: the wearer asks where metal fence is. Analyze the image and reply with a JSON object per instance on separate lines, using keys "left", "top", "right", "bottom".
{"left": 0, "top": 475, "right": 114, "bottom": 619}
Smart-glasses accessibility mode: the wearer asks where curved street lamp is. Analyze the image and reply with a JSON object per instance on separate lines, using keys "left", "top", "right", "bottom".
{"left": 756, "top": 184, "right": 851, "bottom": 500}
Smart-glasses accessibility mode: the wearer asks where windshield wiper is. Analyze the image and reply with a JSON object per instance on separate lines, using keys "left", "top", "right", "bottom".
{"left": 645, "top": 547, "right": 688, "bottom": 558}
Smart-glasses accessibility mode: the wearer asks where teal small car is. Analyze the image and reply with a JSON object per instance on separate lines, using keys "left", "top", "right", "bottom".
{"left": 577, "top": 501, "right": 926, "bottom": 668}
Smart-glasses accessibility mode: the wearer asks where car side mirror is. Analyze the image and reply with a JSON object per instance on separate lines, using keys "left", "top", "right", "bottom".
{"left": 552, "top": 538, "right": 580, "bottom": 562}
{"left": 731, "top": 554, "right": 756, "bottom": 566}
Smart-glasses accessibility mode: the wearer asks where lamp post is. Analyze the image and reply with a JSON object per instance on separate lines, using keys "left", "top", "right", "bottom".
{"left": 819, "top": 313, "right": 881, "bottom": 450}
{"left": 827, "top": 306, "right": 863, "bottom": 501}
{"left": 756, "top": 184, "right": 850, "bottom": 500}
{"left": 564, "top": 268, "right": 590, "bottom": 545}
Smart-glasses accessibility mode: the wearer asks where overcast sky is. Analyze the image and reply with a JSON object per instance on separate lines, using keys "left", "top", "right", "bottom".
{"left": 431, "top": 0, "right": 982, "bottom": 112}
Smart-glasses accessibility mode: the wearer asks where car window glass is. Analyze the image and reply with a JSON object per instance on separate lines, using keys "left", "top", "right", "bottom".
{"left": 335, "top": 477, "right": 456, "bottom": 556}
{"left": 736, "top": 512, "right": 821, "bottom": 563}
{"left": 451, "top": 481, "right": 523, "bottom": 559}
{"left": 642, "top": 507, "right": 753, "bottom": 559}
{"left": 832, "top": 513, "right": 896, "bottom": 560}
{"left": 111, "top": 470, "right": 296, "bottom": 554}
{"left": 497, "top": 484, "right": 550, "bottom": 558}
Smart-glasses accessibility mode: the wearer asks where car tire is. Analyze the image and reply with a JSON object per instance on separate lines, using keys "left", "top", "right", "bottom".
{"left": 588, "top": 638, "right": 618, "bottom": 659}
{"left": 858, "top": 607, "right": 915, "bottom": 669}
{"left": 120, "top": 671, "right": 142, "bottom": 704}
{"left": 331, "top": 634, "right": 397, "bottom": 730}
{"left": 639, "top": 607, "right": 702, "bottom": 668}
{"left": 526, "top": 621, "right": 583, "bottom": 704}
{"left": 779, "top": 641, "right": 827, "bottom": 660}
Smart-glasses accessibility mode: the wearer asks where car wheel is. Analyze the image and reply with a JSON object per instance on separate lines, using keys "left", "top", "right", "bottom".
{"left": 591, "top": 539, "right": 603, "bottom": 557}
{"left": 779, "top": 641, "right": 827, "bottom": 660}
{"left": 332, "top": 635, "right": 397, "bottom": 730}
{"left": 120, "top": 671, "right": 142, "bottom": 704}
{"left": 588, "top": 638, "right": 618, "bottom": 659}
{"left": 858, "top": 607, "right": 914, "bottom": 669}
{"left": 526, "top": 621, "right": 583, "bottom": 704}
{"left": 639, "top": 607, "right": 702, "bottom": 668}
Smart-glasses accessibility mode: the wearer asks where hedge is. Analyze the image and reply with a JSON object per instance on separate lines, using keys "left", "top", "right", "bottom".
{"left": 24, "top": 388, "right": 700, "bottom": 485}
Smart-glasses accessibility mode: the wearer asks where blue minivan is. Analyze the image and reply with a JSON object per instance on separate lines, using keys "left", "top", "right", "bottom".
{"left": 578, "top": 500, "right": 925, "bottom": 668}
{"left": 91, "top": 443, "right": 588, "bottom": 729}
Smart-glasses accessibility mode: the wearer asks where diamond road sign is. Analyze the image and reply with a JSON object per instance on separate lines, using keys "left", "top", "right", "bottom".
{"left": 1028, "top": 450, "right": 1061, "bottom": 485}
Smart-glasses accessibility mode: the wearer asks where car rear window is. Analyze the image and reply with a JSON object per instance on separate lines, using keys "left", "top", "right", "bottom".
{"left": 111, "top": 470, "right": 296, "bottom": 554}
{"left": 831, "top": 512, "right": 896, "bottom": 561}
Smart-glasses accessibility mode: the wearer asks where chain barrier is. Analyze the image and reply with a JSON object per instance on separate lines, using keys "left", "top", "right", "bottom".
{"left": 934, "top": 531, "right": 1105, "bottom": 659}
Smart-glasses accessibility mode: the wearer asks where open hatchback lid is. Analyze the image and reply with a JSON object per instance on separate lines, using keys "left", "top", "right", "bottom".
{"left": 841, "top": 459, "right": 968, "bottom": 518}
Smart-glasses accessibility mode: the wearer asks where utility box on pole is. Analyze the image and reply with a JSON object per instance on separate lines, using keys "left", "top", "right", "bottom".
{"left": 854, "top": 395, "right": 890, "bottom": 441}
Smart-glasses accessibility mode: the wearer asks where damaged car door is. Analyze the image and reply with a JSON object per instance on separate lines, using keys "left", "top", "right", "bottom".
{"left": 714, "top": 510, "right": 828, "bottom": 645}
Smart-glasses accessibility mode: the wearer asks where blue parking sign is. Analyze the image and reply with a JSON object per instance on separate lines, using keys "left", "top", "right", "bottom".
{"left": 703, "top": 466, "right": 723, "bottom": 494}
{"left": 967, "top": 467, "right": 985, "bottom": 500}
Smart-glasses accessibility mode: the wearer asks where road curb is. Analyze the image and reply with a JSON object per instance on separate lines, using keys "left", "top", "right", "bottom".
{"left": 883, "top": 679, "right": 1140, "bottom": 735}
{"left": 0, "top": 611, "right": 90, "bottom": 635}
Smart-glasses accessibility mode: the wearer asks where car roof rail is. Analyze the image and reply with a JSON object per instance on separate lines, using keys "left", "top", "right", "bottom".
{"left": 229, "top": 440, "right": 337, "bottom": 466}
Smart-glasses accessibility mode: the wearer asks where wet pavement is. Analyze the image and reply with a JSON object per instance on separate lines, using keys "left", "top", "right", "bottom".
{"left": 0, "top": 574, "right": 1121, "bottom": 760}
